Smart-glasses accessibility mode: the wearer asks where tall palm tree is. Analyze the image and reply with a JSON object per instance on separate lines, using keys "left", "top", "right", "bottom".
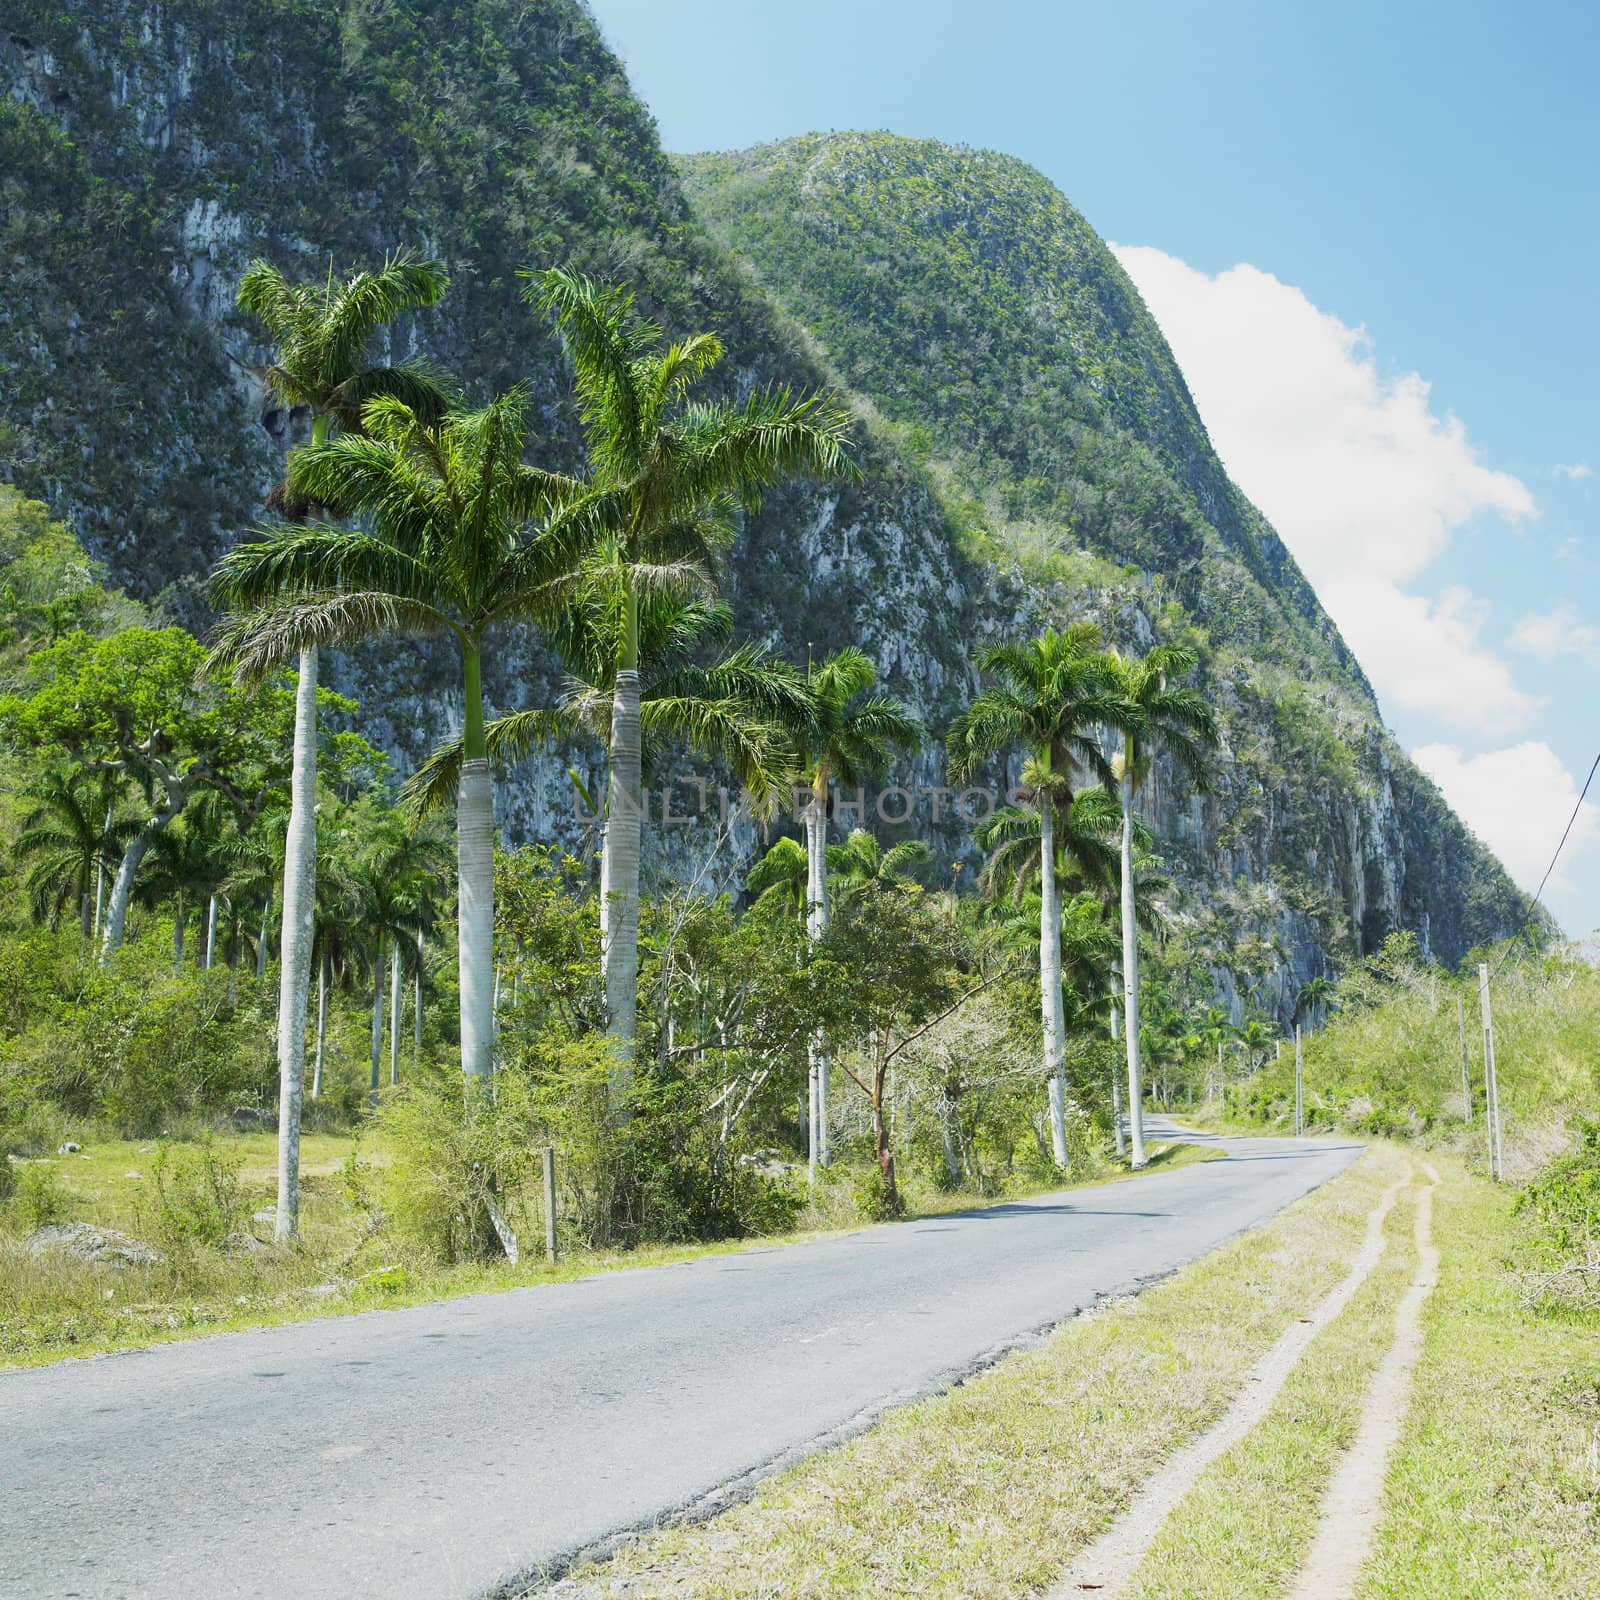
{"left": 1108, "top": 642, "right": 1219, "bottom": 1167}
{"left": 793, "top": 647, "right": 922, "bottom": 1168}
{"left": 13, "top": 764, "right": 134, "bottom": 937}
{"left": 528, "top": 267, "right": 858, "bottom": 1093}
{"left": 209, "top": 386, "right": 593, "bottom": 1117}
{"left": 227, "top": 250, "right": 449, "bottom": 1244}
{"left": 137, "top": 819, "right": 227, "bottom": 975}
{"left": 948, "top": 625, "right": 1126, "bottom": 1166}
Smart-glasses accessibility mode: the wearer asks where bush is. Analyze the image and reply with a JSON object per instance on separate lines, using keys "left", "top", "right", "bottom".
{"left": 6, "top": 1159, "right": 69, "bottom": 1227}
{"left": 141, "top": 1139, "right": 248, "bottom": 1252}
{"left": 853, "top": 1166, "right": 899, "bottom": 1221}
{"left": 1516, "top": 1121, "right": 1600, "bottom": 1253}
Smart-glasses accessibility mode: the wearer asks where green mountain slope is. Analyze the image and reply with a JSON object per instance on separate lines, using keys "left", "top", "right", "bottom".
{"left": 0, "top": 9, "right": 1532, "bottom": 1004}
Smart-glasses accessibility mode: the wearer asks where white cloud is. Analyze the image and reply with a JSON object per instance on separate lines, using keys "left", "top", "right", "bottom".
{"left": 1413, "top": 742, "right": 1599, "bottom": 896}
{"left": 1554, "top": 462, "right": 1592, "bottom": 480}
{"left": 1112, "top": 245, "right": 1538, "bottom": 734}
{"left": 1508, "top": 605, "right": 1600, "bottom": 667}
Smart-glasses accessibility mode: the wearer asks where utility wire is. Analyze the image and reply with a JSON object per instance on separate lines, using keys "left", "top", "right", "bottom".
{"left": 1490, "top": 746, "right": 1600, "bottom": 978}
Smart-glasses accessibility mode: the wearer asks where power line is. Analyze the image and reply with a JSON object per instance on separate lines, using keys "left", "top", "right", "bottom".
{"left": 1491, "top": 746, "right": 1600, "bottom": 976}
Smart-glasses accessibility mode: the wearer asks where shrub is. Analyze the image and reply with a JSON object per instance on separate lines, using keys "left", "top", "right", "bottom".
{"left": 141, "top": 1139, "right": 248, "bottom": 1252}
{"left": 6, "top": 1159, "right": 69, "bottom": 1227}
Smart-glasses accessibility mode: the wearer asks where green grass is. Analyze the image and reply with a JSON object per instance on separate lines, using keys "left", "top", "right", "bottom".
{"left": 550, "top": 1146, "right": 1404, "bottom": 1598}
{"left": 1120, "top": 1179, "right": 1422, "bottom": 1598}
{"left": 1355, "top": 1163, "right": 1600, "bottom": 1599}
{"left": 0, "top": 1130, "right": 1221, "bottom": 1368}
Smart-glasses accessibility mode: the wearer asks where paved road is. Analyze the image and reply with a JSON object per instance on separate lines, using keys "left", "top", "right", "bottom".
{"left": 2, "top": 1120, "right": 1360, "bottom": 1600}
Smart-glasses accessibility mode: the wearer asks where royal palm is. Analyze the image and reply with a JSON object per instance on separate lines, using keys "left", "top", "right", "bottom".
{"left": 527, "top": 268, "right": 857, "bottom": 1091}
{"left": 211, "top": 386, "right": 591, "bottom": 1114}
{"left": 224, "top": 250, "right": 448, "bottom": 1243}
{"left": 1107, "top": 642, "right": 1218, "bottom": 1167}
{"left": 948, "top": 625, "right": 1126, "bottom": 1166}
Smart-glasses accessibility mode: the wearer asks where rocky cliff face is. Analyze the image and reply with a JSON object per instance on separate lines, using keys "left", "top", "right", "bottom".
{"left": 0, "top": 2, "right": 1531, "bottom": 1018}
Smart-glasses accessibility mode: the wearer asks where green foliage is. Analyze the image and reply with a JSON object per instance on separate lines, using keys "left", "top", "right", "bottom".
{"left": 1516, "top": 1122, "right": 1600, "bottom": 1254}
{"left": 143, "top": 1139, "right": 248, "bottom": 1252}
{"left": 7, "top": 1160, "right": 69, "bottom": 1228}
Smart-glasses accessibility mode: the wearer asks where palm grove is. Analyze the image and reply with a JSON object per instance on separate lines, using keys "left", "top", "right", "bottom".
{"left": 1, "top": 252, "right": 1232, "bottom": 1263}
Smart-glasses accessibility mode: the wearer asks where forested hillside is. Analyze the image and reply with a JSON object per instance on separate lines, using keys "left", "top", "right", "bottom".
{"left": 1, "top": 2, "right": 1529, "bottom": 1014}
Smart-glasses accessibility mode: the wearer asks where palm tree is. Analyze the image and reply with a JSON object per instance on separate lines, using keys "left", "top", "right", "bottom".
{"left": 792, "top": 647, "right": 921, "bottom": 1169}
{"left": 948, "top": 625, "right": 1126, "bottom": 1166}
{"left": 401, "top": 583, "right": 812, "bottom": 1095}
{"left": 209, "top": 386, "right": 593, "bottom": 1114}
{"left": 828, "top": 827, "right": 931, "bottom": 902}
{"left": 226, "top": 250, "right": 449, "bottom": 1244}
{"left": 527, "top": 267, "right": 858, "bottom": 1093}
{"left": 13, "top": 764, "right": 134, "bottom": 937}
{"left": 1296, "top": 974, "right": 1336, "bottom": 1034}
{"left": 746, "top": 835, "right": 808, "bottom": 915}
{"left": 137, "top": 818, "right": 227, "bottom": 975}
{"left": 1107, "top": 643, "right": 1219, "bottom": 1168}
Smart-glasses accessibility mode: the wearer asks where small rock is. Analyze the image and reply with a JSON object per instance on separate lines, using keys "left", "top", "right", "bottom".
{"left": 125, "top": 1171, "right": 142, "bottom": 1180}
{"left": 222, "top": 1231, "right": 272, "bottom": 1258}
{"left": 251, "top": 1207, "right": 277, "bottom": 1225}
{"left": 27, "top": 1222, "right": 164, "bottom": 1267}
{"left": 57, "top": 1141, "right": 81, "bottom": 1155}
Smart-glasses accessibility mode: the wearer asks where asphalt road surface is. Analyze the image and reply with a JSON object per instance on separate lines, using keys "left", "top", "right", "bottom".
{"left": 2, "top": 1119, "right": 1361, "bottom": 1599}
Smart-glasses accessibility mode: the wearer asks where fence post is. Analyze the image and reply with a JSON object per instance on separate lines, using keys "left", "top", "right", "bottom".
{"left": 542, "top": 1145, "right": 559, "bottom": 1262}
{"left": 1477, "top": 963, "right": 1503, "bottom": 1181}
{"left": 1294, "top": 1023, "right": 1304, "bottom": 1136}
{"left": 1456, "top": 991, "right": 1472, "bottom": 1124}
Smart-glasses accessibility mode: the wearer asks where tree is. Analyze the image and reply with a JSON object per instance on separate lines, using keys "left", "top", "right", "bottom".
{"left": 947, "top": 625, "right": 1125, "bottom": 1166}
{"left": 209, "top": 386, "right": 595, "bottom": 1108}
{"left": 13, "top": 763, "right": 134, "bottom": 937}
{"left": 227, "top": 249, "right": 450, "bottom": 1244}
{"left": 1107, "top": 643, "right": 1219, "bottom": 1168}
{"left": 0, "top": 628, "right": 285, "bottom": 962}
{"left": 529, "top": 267, "right": 857, "bottom": 1095}
{"left": 827, "top": 826, "right": 931, "bottom": 903}
{"left": 791, "top": 647, "right": 921, "bottom": 1171}
{"left": 746, "top": 836, "right": 808, "bottom": 916}
{"left": 1296, "top": 974, "right": 1336, "bottom": 1034}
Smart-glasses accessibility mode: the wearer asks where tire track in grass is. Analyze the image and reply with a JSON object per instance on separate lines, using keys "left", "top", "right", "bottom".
{"left": 1286, "top": 1161, "right": 1440, "bottom": 1600}
{"left": 1046, "top": 1169, "right": 1412, "bottom": 1597}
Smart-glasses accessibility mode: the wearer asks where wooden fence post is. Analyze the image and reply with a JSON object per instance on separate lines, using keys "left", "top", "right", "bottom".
{"left": 542, "top": 1145, "right": 558, "bottom": 1263}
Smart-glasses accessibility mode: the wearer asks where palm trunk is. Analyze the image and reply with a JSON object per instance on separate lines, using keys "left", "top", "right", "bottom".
{"left": 312, "top": 950, "right": 328, "bottom": 1100}
{"left": 273, "top": 647, "right": 317, "bottom": 1242}
{"left": 256, "top": 885, "right": 271, "bottom": 982}
{"left": 389, "top": 935, "right": 401, "bottom": 1086}
{"left": 602, "top": 589, "right": 644, "bottom": 1109}
{"left": 1039, "top": 796, "right": 1069, "bottom": 1167}
{"left": 414, "top": 928, "right": 424, "bottom": 1060}
{"left": 806, "top": 767, "right": 831, "bottom": 1169}
{"left": 172, "top": 896, "right": 186, "bottom": 976}
{"left": 203, "top": 893, "right": 219, "bottom": 970}
{"left": 1119, "top": 767, "right": 1147, "bottom": 1169}
{"left": 369, "top": 938, "right": 386, "bottom": 1110}
{"left": 457, "top": 645, "right": 495, "bottom": 1090}
{"left": 92, "top": 812, "right": 109, "bottom": 943}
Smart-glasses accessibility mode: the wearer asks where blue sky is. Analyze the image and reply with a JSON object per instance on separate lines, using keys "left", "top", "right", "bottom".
{"left": 587, "top": 0, "right": 1599, "bottom": 937}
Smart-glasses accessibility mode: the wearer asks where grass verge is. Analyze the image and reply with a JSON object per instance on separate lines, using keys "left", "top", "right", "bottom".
{"left": 545, "top": 1144, "right": 1403, "bottom": 1598}
{"left": 1117, "top": 1176, "right": 1421, "bottom": 1598}
{"left": 1, "top": 1133, "right": 1221, "bottom": 1368}
{"left": 1355, "top": 1159, "right": 1600, "bottom": 1599}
